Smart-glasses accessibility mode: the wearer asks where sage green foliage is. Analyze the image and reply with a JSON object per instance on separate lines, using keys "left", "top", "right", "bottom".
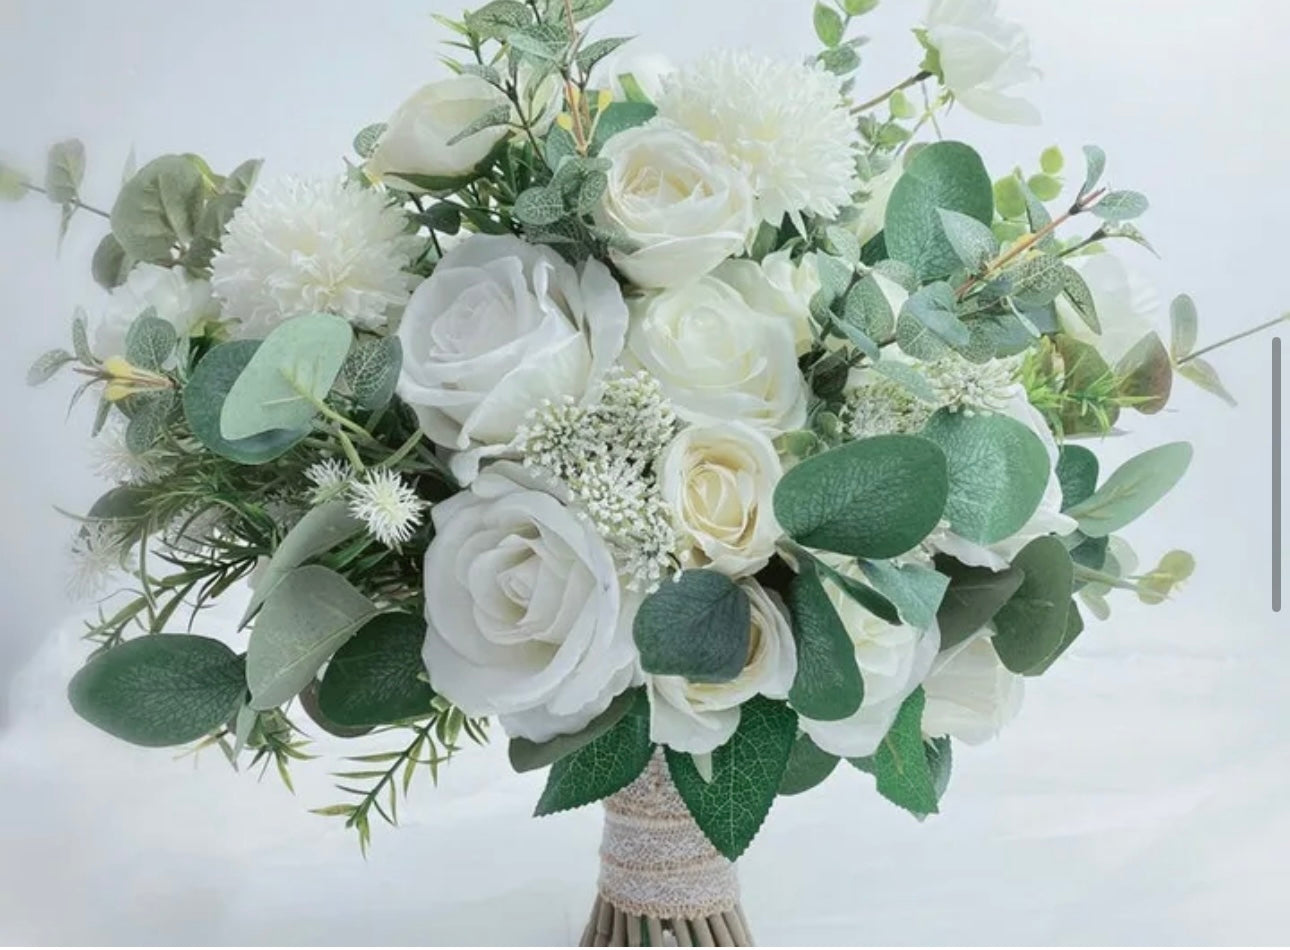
{"left": 666, "top": 697, "right": 798, "bottom": 860}
{"left": 124, "top": 312, "right": 178, "bottom": 370}
{"left": 634, "top": 570, "right": 751, "bottom": 682}
{"left": 773, "top": 435, "right": 948, "bottom": 558}
{"left": 44, "top": 139, "right": 85, "bottom": 204}
{"left": 1026, "top": 601, "right": 1084, "bottom": 676}
{"left": 991, "top": 537, "right": 1075, "bottom": 675}
{"left": 848, "top": 689, "right": 941, "bottom": 817}
{"left": 1056, "top": 444, "right": 1100, "bottom": 510}
{"left": 903, "top": 282, "right": 969, "bottom": 347}
{"left": 1067, "top": 442, "right": 1193, "bottom": 537}
{"left": 68, "top": 635, "right": 245, "bottom": 748}
{"left": 816, "top": 557, "right": 900, "bottom": 625}
{"left": 786, "top": 560, "right": 865, "bottom": 722}
{"left": 934, "top": 557, "right": 1025, "bottom": 650}
{"left": 220, "top": 313, "right": 353, "bottom": 441}
{"left": 920, "top": 409, "right": 1051, "bottom": 545}
{"left": 885, "top": 141, "right": 994, "bottom": 281}
{"left": 183, "top": 341, "right": 309, "bottom": 464}
{"left": 778, "top": 733, "right": 840, "bottom": 796}
{"left": 91, "top": 234, "right": 133, "bottom": 290}
{"left": 535, "top": 689, "right": 653, "bottom": 816}
{"left": 937, "top": 208, "right": 998, "bottom": 273}
{"left": 510, "top": 688, "right": 638, "bottom": 774}
{"left": 343, "top": 337, "right": 402, "bottom": 411}
{"left": 316, "top": 613, "right": 437, "bottom": 727}
{"left": 1091, "top": 190, "right": 1149, "bottom": 222}
{"left": 246, "top": 565, "right": 378, "bottom": 710}
{"left": 858, "top": 560, "right": 949, "bottom": 630}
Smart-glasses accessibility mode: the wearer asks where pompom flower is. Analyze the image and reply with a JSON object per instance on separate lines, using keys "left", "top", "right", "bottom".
{"left": 657, "top": 50, "right": 860, "bottom": 228}
{"left": 211, "top": 176, "right": 418, "bottom": 337}
{"left": 347, "top": 469, "right": 428, "bottom": 548}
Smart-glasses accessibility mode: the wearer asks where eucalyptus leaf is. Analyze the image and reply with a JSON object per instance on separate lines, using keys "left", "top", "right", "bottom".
{"left": 937, "top": 208, "right": 998, "bottom": 272}
{"left": 843, "top": 274, "right": 897, "bottom": 340}
{"left": 773, "top": 435, "right": 949, "bottom": 558}
{"left": 111, "top": 155, "right": 205, "bottom": 262}
{"left": 1170, "top": 294, "right": 1198, "bottom": 360}
{"left": 1115, "top": 331, "right": 1173, "bottom": 414}
{"left": 220, "top": 313, "right": 353, "bottom": 441}
{"left": 343, "top": 336, "right": 402, "bottom": 411}
{"left": 1059, "top": 265, "right": 1101, "bottom": 333}
{"left": 991, "top": 536, "right": 1075, "bottom": 675}
{"left": 933, "top": 556, "right": 1026, "bottom": 650}
{"left": 124, "top": 313, "right": 178, "bottom": 371}
{"left": 316, "top": 613, "right": 436, "bottom": 727}
{"left": 590, "top": 102, "right": 658, "bottom": 153}
{"left": 44, "top": 138, "right": 85, "bottom": 204}
{"left": 1091, "top": 190, "right": 1149, "bottom": 222}
{"left": 68, "top": 635, "right": 245, "bottom": 748}
{"left": 91, "top": 233, "right": 134, "bottom": 290}
{"left": 884, "top": 141, "right": 994, "bottom": 280}
{"left": 787, "top": 560, "right": 865, "bottom": 722}
{"left": 1056, "top": 444, "right": 1100, "bottom": 511}
{"left": 634, "top": 570, "right": 751, "bottom": 682}
{"left": 1178, "top": 358, "right": 1237, "bottom": 407}
{"left": 902, "top": 282, "right": 969, "bottom": 347}
{"left": 777, "top": 733, "right": 840, "bottom": 796}
{"left": 246, "top": 565, "right": 378, "bottom": 710}
{"left": 1067, "top": 442, "right": 1192, "bottom": 537}
{"left": 858, "top": 560, "right": 949, "bottom": 630}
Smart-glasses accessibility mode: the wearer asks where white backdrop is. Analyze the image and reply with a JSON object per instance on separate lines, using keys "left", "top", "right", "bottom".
{"left": 1, "top": 0, "right": 1287, "bottom": 945}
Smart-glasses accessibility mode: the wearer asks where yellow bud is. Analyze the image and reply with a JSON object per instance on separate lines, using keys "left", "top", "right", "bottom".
{"left": 103, "top": 356, "right": 136, "bottom": 378}
{"left": 104, "top": 381, "right": 135, "bottom": 403}
{"left": 556, "top": 113, "right": 575, "bottom": 132}
{"left": 597, "top": 89, "right": 613, "bottom": 114}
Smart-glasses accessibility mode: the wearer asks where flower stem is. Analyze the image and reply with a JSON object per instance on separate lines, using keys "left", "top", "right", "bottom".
{"left": 852, "top": 70, "right": 933, "bottom": 114}
{"left": 1179, "top": 315, "right": 1290, "bottom": 365}
{"left": 22, "top": 182, "right": 111, "bottom": 219}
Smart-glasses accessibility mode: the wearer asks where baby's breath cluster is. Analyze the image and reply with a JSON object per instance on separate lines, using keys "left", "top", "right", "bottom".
{"left": 846, "top": 354, "right": 1023, "bottom": 440}
{"left": 516, "top": 371, "right": 679, "bottom": 591}
{"left": 925, "top": 354, "right": 1024, "bottom": 415}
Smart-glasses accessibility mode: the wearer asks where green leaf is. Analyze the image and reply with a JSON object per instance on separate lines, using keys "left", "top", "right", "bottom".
{"left": 1079, "top": 145, "right": 1106, "bottom": 198}
{"left": 297, "top": 680, "right": 374, "bottom": 739}
{"left": 1091, "top": 190, "right": 1149, "bottom": 222}
{"left": 1026, "top": 600, "right": 1084, "bottom": 675}
{"left": 920, "top": 409, "right": 1051, "bottom": 545}
{"left": 68, "top": 635, "right": 245, "bottom": 748}
{"left": 843, "top": 274, "right": 897, "bottom": 340}
{"left": 240, "top": 500, "right": 365, "bottom": 626}
{"left": 816, "top": 559, "right": 899, "bottom": 625}
{"left": 871, "top": 359, "right": 938, "bottom": 403}
{"left": 666, "top": 697, "right": 798, "bottom": 860}
{"left": 1040, "top": 146, "right": 1065, "bottom": 175}
{"left": 1170, "top": 294, "right": 1198, "bottom": 360}
{"left": 185, "top": 191, "right": 246, "bottom": 272}
{"left": 858, "top": 560, "right": 949, "bottom": 630}
{"left": 901, "top": 282, "right": 969, "bottom": 347}
{"left": 445, "top": 103, "right": 512, "bottom": 147}
{"left": 316, "top": 613, "right": 436, "bottom": 727}
{"left": 220, "top": 158, "right": 263, "bottom": 197}
{"left": 27, "top": 348, "right": 75, "bottom": 386}
{"left": 246, "top": 565, "right": 379, "bottom": 710}
{"left": 818, "top": 44, "right": 861, "bottom": 75}
{"left": 534, "top": 689, "right": 653, "bottom": 816}
{"left": 786, "top": 560, "right": 865, "bottom": 722}
{"left": 1027, "top": 173, "right": 1062, "bottom": 202}
{"left": 993, "top": 175, "right": 1027, "bottom": 220}
{"left": 343, "top": 336, "right": 402, "bottom": 411}
{"left": 1178, "top": 358, "right": 1237, "bottom": 407}
{"left": 814, "top": 3, "right": 845, "bottom": 46}
{"left": 778, "top": 733, "right": 840, "bottom": 796}
{"left": 124, "top": 312, "right": 178, "bottom": 371}
{"left": 774, "top": 435, "right": 948, "bottom": 558}
{"left": 848, "top": 688, "right": 939, "bottom": 816}
{"left": 577, "top": 36, "right": 633, "bottom": 74}
{"left": 70, "top": 309, "right": 94, "bottom": 364}
{"left": 182, "top": 341, "right": 309, "bottom": 465}
{"left": 124, "top": 391, "right": 176, "bottom": 454}
{"left": 513, "top": 186, "right": 567, "bottom": 226}
{"left": 1009, "top": 254, "right": 1066, "bottom": 309}
{"left": 937, "top": 208, "right": 998, "bottom": 272}
{"left": 634, "top": 570, "right": 751, "bottom": 682}
{"left": 91, "top": 233, "right": 134, "bottom": 290}
{"left": 1115, "top": 331, "right": 1173, "bottom": 414}
{"left": 1053, "top": 336, "right": 1119, "bottom": 435}
{"left": 0, "top": 161, "right": 27, "bottom": 200}
{"left": 590, "top": 101, "right": 657, "bottom": 153}
{"left": 991, "top": 536, "right": 1075, "bottom": 675}
{"left": 111, "top": 155, "right": 205, "bottom": 262}
{"left": 1056, "top": 444, "right": 1099, "bottom": 511}
{"left": 1060, "top": 265, "right": 1101, "bottom": 333}
{"left": 353, "top": 123, "right": 388, "bottom": 159}
{"left": 933, "top": 556, "right": 1026, "bottom": 650}
{"left": 842, "top": 0, "right": 879, "bottom": 12}
{"left": 885, "top": 141, "right": 994, "bottom": 281}
{"left": 509, "top": 688, "right": 640, "bottom": 773}
{"left": 464, "top": 0, "right": 533, "bottom": 38}
{"left": 219, "top": 313, "right": 352, "bottom": 441}
{"left": 507, "top": 22, "right": 569, "bottom": 61}
{"left": 1067, "top": 442, "right": 1193, "bottom": 537}
{"left": 1136, "top": 549, "right": 1196, "bottom": 605}
{"left": 44, "top": 138, "right": 85, "bottom": 204}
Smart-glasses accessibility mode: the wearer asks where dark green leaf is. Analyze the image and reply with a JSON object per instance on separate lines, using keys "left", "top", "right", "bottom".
{"left": 787, "top": 560, "right": 865, "bottom": 722}
{"left": 534, "top": 689, "right": 653, "bottom": 816}
{"left": 1025, "top": 600, "right": 1084, "bottom": 676}
{"left": 91, "top": 234, "right": 134, "bottom": 290}
{"left": 858, "top": 560, "right": 949, "bottom": 630}
{"left": 778, "top": 733, "right": 840, "bottom": 796}
{"left": 847, "top": 688, "right": 939, "bottom": 817}
{"left": 902, "top": 282, "right": 969, "bottom": 346}
{"left": 773, "top": 435, "right": 949, "bottom": 558}
{"left": 991, "top": 536, "right": 1075, "bottom": 675}
{"left": 590, "top": 102, "right": 657, "bottom": 153}
{"left": 634, "top": 570, "right": 751, "bottom": 682}
{"left": 68, "top": 635, "right": 245, "bottom": 748}
{"left": 1056, "top": 444, "right": 1099, "bottom": 511}
{"left": 666, "top": 697, "right": 798, "bottom": 860}
{"left": 316, "top": 613, "right": 436, "bottom": 727}
{"left": 509, "top": 688, "right": 640, "bottom": 773}
{"left": 817, "top": 559, "right": 900, "bottom": 625}
{"left": 934, "top": 556, "right": 1026, "bottom": 650}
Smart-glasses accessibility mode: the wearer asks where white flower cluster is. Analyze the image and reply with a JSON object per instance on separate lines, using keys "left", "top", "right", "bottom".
{"left": 306, "top": 461, "right": 428, "bottom": 549}
{"left": 846, "top": 354, "right": 1022, "bottom": 439}
{"left": 515, "top": 371, "right": 679, "bottom": 591}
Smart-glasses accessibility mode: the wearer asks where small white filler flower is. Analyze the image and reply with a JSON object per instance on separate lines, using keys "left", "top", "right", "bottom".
{"left": 346, "top": 469, "right": 428, "bottom": 548}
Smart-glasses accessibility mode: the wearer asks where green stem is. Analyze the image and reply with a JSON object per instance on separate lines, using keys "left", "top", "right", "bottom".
{"left": 852, "top": 70, "right": 933, "bottom": 114}
{"left": 22, "top": 182, "right": 111, "bottom": 219}
{"left": 379, "top": 430, "right": 426, "bottom": 470}
{"left": 1178, "top": 314, "right": 1290, "bottom": 365}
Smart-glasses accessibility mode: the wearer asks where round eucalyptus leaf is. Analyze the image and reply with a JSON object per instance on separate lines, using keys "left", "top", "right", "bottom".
{"left": 316, "top": 613, "right": 436, "bottom": 728}
{"left": 634, "top": 570, "right": 751, "bottom": 682}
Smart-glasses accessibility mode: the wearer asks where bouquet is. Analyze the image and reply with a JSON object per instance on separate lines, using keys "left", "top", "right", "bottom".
{"left": 10, "top": 0, "right": 1280, "bottom": 943}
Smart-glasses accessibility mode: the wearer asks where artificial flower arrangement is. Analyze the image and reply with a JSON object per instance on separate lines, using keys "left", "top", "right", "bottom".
{"left": 9, "top": 0, "right": 1279, "bottom": 944}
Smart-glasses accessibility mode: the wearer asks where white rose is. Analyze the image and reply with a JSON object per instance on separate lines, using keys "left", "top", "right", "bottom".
{"left": 648, "top": 578, "right": 797, "bottom": 754}
{"left": 626, "top": 276, "right": 808, "bottom": 433}
{"left": 800, "top": 564, "right": 941, "bottom": 758}
{"left": 851, "top": 162, "right": 904, "bottom": 248}
{"left": 597, "top": 52, "right": 676, "bottom": 103}
{"left": 921, "top": 631, "right": 1023, "bottom": 744}
{"left": 714, "top": 250, "right": 820, "bottom": 356}
{"left": 595, "top": 121, "right": 757, "bottom": 289}
{"left": 931, "top": 385, "right": 1078, "bottom": 571}
{"left": 420, "top": 462, "right": 640, "bottom": 743}
{"left": 659, "top": 422, "right": 783, "bottom": 577}
{"left": 94, "top": 262, "right": 216, "bottom": 358}
{"left": 366, "top": 76, "right": 510, "bottom": 188}
{"left": 1055, "top": 253, "right": 1161, "bottom": 366}
{"left": 924, "top": 0, "right": 1041, "bottom": 125}
{"left": 396, "top": 234, "right": 628, "bottom": 483}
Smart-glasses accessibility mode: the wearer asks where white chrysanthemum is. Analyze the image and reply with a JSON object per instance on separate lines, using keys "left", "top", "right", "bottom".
{"left": 657, "top": 51, "right": 861, "bottom": 228}
{"left": 347, "top": 469, "right": 428, "bottom": 548}
{"left": 211, "top": 176, "right": 418, "bottom": 337}
{"left": 305, "top": 458, "right": 354, "bottom": 505}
